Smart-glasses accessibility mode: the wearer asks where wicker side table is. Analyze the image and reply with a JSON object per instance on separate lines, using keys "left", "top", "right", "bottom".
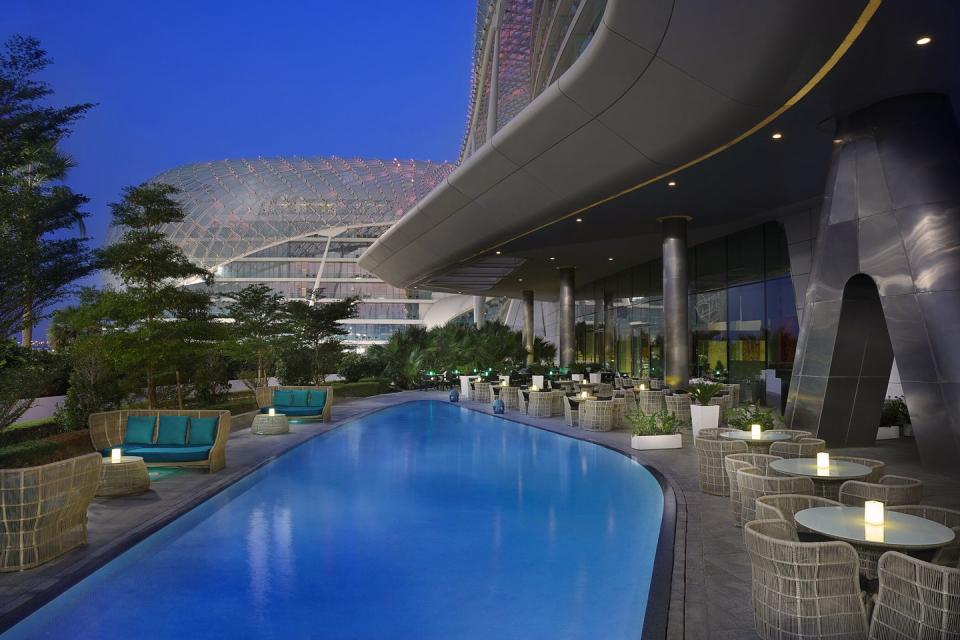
{"left": 97, "top": 456, "right": 150, "bottom": 497}
{"left": 252, "top": 413, "right": 290, "bottom": 435}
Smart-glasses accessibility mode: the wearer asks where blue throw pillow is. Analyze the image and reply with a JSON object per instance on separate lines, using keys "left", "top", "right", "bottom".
{"left": 289, "top": 390, "right": 309, "bottom": 407}
{"left": 189, "top": 416, "right": 219, "bottom": 446}
{"left": 273, "top": 390, "right": 294, "bottom": 406}
{"left": 124, "top": 415, "right": 156, "bottom": 445}
{"left": 307, "top": 390, "right": 327, "bottom": 408}
{"left": 157, "top": 415, "right": 189, "bottom": 446}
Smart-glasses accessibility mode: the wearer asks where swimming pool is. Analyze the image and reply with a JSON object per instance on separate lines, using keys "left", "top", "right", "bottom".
{"left": 3, "top": 401, "right": 666, "bottom": 639}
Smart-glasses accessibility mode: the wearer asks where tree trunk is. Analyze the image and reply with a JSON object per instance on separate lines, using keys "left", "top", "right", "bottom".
{"left": 175, "top": 369, "right": 184, "bottom": 410}
{"left": 21, "top": 303, "right": 33, "bottom": 349}
{"left": 257, "top": 353, "right": 264, "bottom": 388}
{"left": 147, "top": 368, "right": 158, "bottom": 409}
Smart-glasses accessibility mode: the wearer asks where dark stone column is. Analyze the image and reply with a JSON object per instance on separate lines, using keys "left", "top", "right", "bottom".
{"left": 558, "top": 268, "right": 576, "bottom": 368}
{"left": 661, "top": 216, "right": 690, "bottom": 388}
{"left": 604, "top": 292, "right": 616, "bottom": 370}
{"left": 786, "top": 93, "right": 960, "bottom": 469}
{"left": 522, "top": 290, "right": 535, "bottom": 365}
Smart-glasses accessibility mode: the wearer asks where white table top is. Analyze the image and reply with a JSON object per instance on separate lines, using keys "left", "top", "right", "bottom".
{"left": 101, "top": 455, "right": 144, "bottom": 465}
{"left": 795, "top": 506, "right": 956, "bottom": 549}
{"left": 720, "top": 430, "right": 792, "bottom": 442}
{"left": 770, "top": 457, "right": 873, "bottom": 480}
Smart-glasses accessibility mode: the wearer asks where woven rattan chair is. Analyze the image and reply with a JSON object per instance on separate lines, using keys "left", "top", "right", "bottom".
{"left": 550, "top": 389, "right": 567, "bottom": 416}
{"left": 611, "top": 397, "right": 626, "bottom": 428}
{"left": 755, "top": 494, "right": 843, "bottom": 535}
{"left": 500, "top": 386, "right": 519, "bottom": 410}
{"left": 695, "top": 437, "right": 748, "bottom": 496}
{"left": 0, "top": 453, "right": 102, "bottom": 572}
{"left": 579, "top": 400, "right": 615, "bottom": 431}
{"left": 722, "top": 383, "right": 741, "bottom": 407}
{"left": 709, "top": 394, "right": 733, "bottom": 426}
{"left": 562, "top": 396, "right": 579, "bottom": 428}
{"left": 665, "top": 393, "right": 692, "bottom": 428}
{"left": 888, "top": 505, "right": 960, "bottom": 569}
{"left": 768, "top": 437, "right": 826, "bottom": 459}
{"left": 472, "top": 382, "right": 493, "bottom": 404}
{"left": 764, "top": 429, "right": 814, "bottom": 442}
{"left": 527, "top": 391, "right": 553, "bottom": 418}
{"left": 744, "top": 519, "right": 868, "bottom": 640}
{"left": 869, "top": 551, "right": 960, "bottom": 639}
{"left": 620, "top": 388, "right": 637, "bottom": 409}
{"left": 255, "top": 385, "right": 333, "bottom": 422}
{"left": 637, "top": 390, "right": 665, "bottom": 414}
{"left": 737, "top": 468, "right": 815, "bottom": 524}
{"left": 838, "top": 475, "right": 923, "bottom": 507}
{"left": 516, "top": 388, "right": 527, "bottom": 414}
{"left": 596, "top": 382, "right": 613, "bottom": 397}
{"left": 697, "top": 427, "right": 735, "bottom": 440}
{"left": 724, "top": 454, "right": 783, "bottom": 526}
{"left": 831, "top": 456, "right": 886, "bottom": 483}
{"left": 650, "top": 378, "right": 664, "bottom": 390}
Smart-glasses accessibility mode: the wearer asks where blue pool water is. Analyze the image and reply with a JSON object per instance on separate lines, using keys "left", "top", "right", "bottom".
{"left": 4, "top": 401, "right": 664, "bottom": 639}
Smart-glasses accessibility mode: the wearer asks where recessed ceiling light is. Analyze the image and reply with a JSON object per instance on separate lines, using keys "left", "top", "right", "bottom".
{"left": 575, "top": 217, "right": 583, "bottom": 222}
{"left": 667, "top": 181, "right": 677, "bottom": 187}
{"left": 771, "top": 132, "right": 783, "bottom": 140}
{"left": 549, "top": 257, "right": 555, "bottom": 261}
{"left": 495, "top": 250, "right": 501, "bottom": 255}
{"left": 518, "top": 278, "right": 523, "bottom": 282}
{"left": 608, "top": 257, "right": 614, "bottom": 261}
{"left": 833, "top": 138, "right": 844, "bottom": 144}
{"left": 916, "top": 36, "right": 932, "bottom": 46}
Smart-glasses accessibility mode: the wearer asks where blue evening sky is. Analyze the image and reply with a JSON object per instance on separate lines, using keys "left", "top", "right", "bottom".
{"left": 3, "top": 1, "right": 474, "bottom": 334}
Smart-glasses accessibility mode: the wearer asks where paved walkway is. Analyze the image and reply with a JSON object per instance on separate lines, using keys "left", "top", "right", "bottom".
{"left": 2, "top": 391, "right": 958, "bottom": 639}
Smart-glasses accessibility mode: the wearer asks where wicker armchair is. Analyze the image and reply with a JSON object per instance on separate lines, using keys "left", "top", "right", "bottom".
{"left": 764, "top": 429, "right": 814, "bottom": 442}
{"left": 473, "top": 382, "right": 493, "bottom": 404}
{"left": 869, "top": 551, "right": 960, "bottom": 639}
{"left": 888, "top": 505, "right": 960, "bottom": 569}
{"left": 89, "top": 409, "right": 231, "bottom": 473}
{"left": 516, "top": 388, "right": 527, "bottom": 414}
{"left": 694, "top": 437, "right": 748, "bottom": 496}
{"left": 637, "top": 390, "right": 666, "bottom": 414}
{"left": 527, "top": 391, "right": 553, "bottom": 418}
{"left": 721, "top": 383, "right": 741, "bottom": 407}
{"left": 724, "top": 454, "right": 783, "bottom": 526}
{"left": 709, "top": 394, "right": 733, "bottom": 426}
{"left": 832, "top": 456, "right": 886, "bottom": 483}
{"left": 579, "top": 400, "right": 615, "bottom": 431}
{"left": 550, "top": 390, "right": 567, "bottom": 417}
{"left": 737, "top": 468, "right": 815, "bottom": 524}
{"left": 596, "top": 382, "right": 613, "bottom": 397}
{"left": 650, "top": 378, "right": 664, "bottom": 390}
{"left": 755, "top": 494, "right": 843, "bottom": 534}
{"left": 744, "top": 519, "right": 868, "bottom": 640}
{"left": 838, "top": 475, "right": 923, "bottom": 507}
{"left": 0, "top": 453, "right": 102, "bottom": 572}
{"left": 500, "top": 386, "right": 519, "bottom": 410}
{"left": 562, "top": 396, "right": 579, "bottom": 427}
{"left": 255, "top": 385, "right": 333, "bottom": 422}
{"left": 665, "top": 393, "right": 692, "bottom": 428}
{"left": 768, "top": 437, "right": 826, "bottom": 459}
{"left": 611, "top": 397, "right": 626, "bottom": 428}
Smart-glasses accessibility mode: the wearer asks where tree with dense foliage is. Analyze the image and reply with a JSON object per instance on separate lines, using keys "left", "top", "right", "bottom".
{"left": 95, "top": 183, "right": 213, "bottom": 408}
{"left": 221, "top": 284, "right": 288, "bottom": 389}
{"left": 283, "top": 298, "right": 358, "bottom": 385}
{"left": 0, "top": 35, "right": 94, "bottom": 344}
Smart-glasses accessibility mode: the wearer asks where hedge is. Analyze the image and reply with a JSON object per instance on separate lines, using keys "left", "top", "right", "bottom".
{"left": 330, "top": 379, "right": 392, "bottom": 399}
{"left": 0, "top": 430, "right": 93, "bottom": 469}
{"left": 0, "top": 419, "right": 63, "bottom": 448}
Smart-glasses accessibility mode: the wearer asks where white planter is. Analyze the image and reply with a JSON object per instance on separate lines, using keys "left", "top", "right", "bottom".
{"left": 690, "top": 404, "right": 720, "bottom": 438}
{"left": 876, "top": 425, "right": 900, "bottom": 440}
{"left": 631, "top": 433, "right": 683, "bottom": 450}
{"left": 589, "top": 373, "right": 602, "bottom": 384}
{"left": 572, "top": 374, "right": 584, "bottom": 382}
{"left": 532, "top": 375, "right": 545, "bottom": 389}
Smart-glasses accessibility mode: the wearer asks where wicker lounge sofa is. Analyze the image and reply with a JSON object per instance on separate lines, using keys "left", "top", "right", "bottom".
{"left": 256, "top": 385, "right": 333, "bottom": 422}
{"left": 1, "top": 453, "right": 102, "bottom": 572}
{"left": 89, "top": 409, "right": 230, "bottom": 473}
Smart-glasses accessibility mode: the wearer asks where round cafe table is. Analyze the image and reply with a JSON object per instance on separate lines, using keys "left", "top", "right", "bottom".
{"left": 769, "top": 457, "right": 873, "bottom": 499}
{"left": 97, "top": 455, "right": 150, "bottom": 497}
{"left": 720, "top": 430, "right": 791, "bottom": 452}
{"left": 794, "top": 506, "right": 956, "bottom": 580}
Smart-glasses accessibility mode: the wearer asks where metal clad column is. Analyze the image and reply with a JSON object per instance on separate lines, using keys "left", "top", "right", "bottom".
{"left": 661, "top": 216, "right": 691, "bottom": 388}
{"left": 604, "top": 292, "right": 616, "bottom": 370}
{"left": 558, "top": 268, "right": 576, "bottom": 368}
{"left": 522, "top": 290, "right": 535, "bottom": 364}
{"left": 474, "top": 296, "right": 486, "bottom": 329}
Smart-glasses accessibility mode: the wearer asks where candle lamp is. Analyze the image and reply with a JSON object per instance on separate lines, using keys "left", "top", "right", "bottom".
{"left": 268, "top": 408, "right": 276, "bottom": 417}
{"left": 639, "top": 383, "right": 646, "bottom": 391}
{"left": 581, "top": 391, "right": 589, "bottom": 400}
{"left": 751, "top": 424, "right": 762, "bottom": 439}
{"left": 816, "top": 452, "right": 830, "bottom": 475}
{"left": 111, "top": 448, "right": 122, "bottom": 463}
{"left": 864, "top": 500, "right": 885, "bottom": 526}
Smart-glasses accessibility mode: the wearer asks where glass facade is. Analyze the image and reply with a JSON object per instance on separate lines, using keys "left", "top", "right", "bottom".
{"left": 575, "top": 222, "right": 798, "bottom": 397}
{"left": 121, "top": 156, "right": 455, "bottom": 347}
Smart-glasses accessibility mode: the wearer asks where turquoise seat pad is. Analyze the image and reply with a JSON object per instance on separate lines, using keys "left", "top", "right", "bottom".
{"left": 307, "top": 390, "right": 327, "bottom": 408}
{"left": 262, "top": 405, "right": 321, "bottom": 417}
{"left": 110, "top": 445, "right": 212, "bottom": 462}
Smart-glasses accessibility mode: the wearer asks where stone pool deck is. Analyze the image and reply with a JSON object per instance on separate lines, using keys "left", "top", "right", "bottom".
{"left": 2, "top": 391, "right": 958, "bottom": 639}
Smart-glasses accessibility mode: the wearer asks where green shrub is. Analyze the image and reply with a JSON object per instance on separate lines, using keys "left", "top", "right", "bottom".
{"left": 626, "top": 409, "right": 679, "bottom": 436}
{"left": 879, "top": 396, "right": 910, "bottom": 426}
{"left": 725, "top": 404, "right": 775, "bottom": 431}
{"left": 0, "top": 439, "right": 60, "bottom": 468}
{"left": 330, "top": 379, "right": 391, "bottom": 399}
{"left": 0, "top": 419, "right": 63, "bottom": 447}
{"left": 687, "top": 382, "right": 723, "bottom": 406}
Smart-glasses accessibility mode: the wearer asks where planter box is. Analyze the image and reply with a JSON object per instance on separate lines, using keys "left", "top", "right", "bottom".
{"left": 589, "top": 373, "right": 602, "bottom": 384}
{"left": 631, "top": 433, "right": 683, "bottom": 450}
{"left": 690, "top": 404, "right": 720, "bottom": 438}
{"left": 532, "top": 375, "right": 545, "bottom": 389}
{"left": 876, "top": 425, "right": 901, "bottom": 440}
{"left": 572, "top": 374, "right": 584, "bottom": 382}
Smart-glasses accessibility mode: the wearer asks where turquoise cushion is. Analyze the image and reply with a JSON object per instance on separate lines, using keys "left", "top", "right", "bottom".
{"left": 157, "top": 415, "right": 189, "bottom": 446}
{"left": 189, "top": 416, "right": 219, "bottom": 446}
{"left": 307, "top": 390, "right": 327, "bottom": 408}
{"left": 289, "top": 390, "right": 309, "bottom": 407}
{"left": 123, "top": 446, "right": 211, "bottom": 462}
{"left": 272, "top": 390, "right": 294, "bottom": 406}
{"left": 124, "top": 416, "right": 156, "bottom": 445}
{"left": 270, "top": 405, "right": 321, "bottom": 417}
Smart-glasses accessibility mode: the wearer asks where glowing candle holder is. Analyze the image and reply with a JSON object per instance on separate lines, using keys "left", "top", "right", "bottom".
{"left": 639, "top": 383, "right": 647, "bottom": 391}
{"left": 111, "top": 448, "right": 122, "bottom": 463}
{"left": 581, "top": 391, "right": 589, "bottom": 400}
{"left": 268, "top": 408, "right": 276, "bottom": 417}
{"left": 816, "top": 452, "right": 830, "bottom": 475}
{"left": 751, "top": 424, "right": 762, "bottom": 439}
{"left": 530, "top": 385, "right": 539, "bottom": 392}
{"left": 864, "top": 523, "right": 885, "bottom": 543}
{"left": 865, "top": 500, "right": 884, "bottom": 526}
